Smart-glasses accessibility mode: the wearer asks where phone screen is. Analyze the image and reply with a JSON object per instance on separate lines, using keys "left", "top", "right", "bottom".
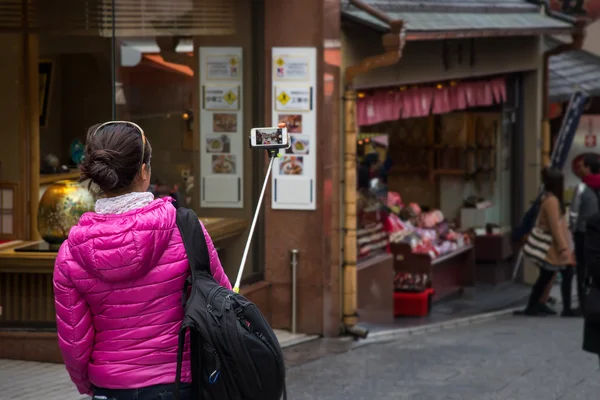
{"left": 250, "top": 127, "right": 289, "bottom": 148}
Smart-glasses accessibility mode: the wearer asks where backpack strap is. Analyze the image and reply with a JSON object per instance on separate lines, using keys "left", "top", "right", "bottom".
{"left": 176, "top": 207, "right": 211, "bottom": 276}
{"left": 174, "top": 207, "right": 211, "bottom": 400}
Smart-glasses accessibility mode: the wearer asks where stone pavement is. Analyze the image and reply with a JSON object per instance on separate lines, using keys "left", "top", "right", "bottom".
{"left": 1, "top": 316, "right": 598, "bottom": 399}
{"left": 286, "top": 316, "right": 599, "bottom": 400}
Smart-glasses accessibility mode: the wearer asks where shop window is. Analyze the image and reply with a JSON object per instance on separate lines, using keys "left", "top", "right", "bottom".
{"left": 95, "top": 0, "right": 236, "bottom": 37}
{"left": 0, "top": 184, "right": 16, "bottom": 240}
{"left": 0, "top": 0, "right": 236, "bottom": 37}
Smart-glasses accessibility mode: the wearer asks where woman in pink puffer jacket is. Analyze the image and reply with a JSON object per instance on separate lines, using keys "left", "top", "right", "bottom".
{"left": 53, "top": 121, "right": 231, "bottom": 400}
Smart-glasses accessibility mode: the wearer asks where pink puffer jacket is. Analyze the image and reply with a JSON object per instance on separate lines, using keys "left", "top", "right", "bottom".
{"left": 53, "top": 198, "right": 231, "bottom": 395}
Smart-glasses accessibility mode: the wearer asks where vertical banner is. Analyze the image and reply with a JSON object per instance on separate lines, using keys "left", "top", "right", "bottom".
{"left": 199, "top": 47, "right": 244, "bottom": 208}
{"left": 271, "top": 47, "right": 317, "bottom": 210}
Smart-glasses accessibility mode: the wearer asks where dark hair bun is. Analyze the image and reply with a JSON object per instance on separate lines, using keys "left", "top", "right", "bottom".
{"left": 83, "top": 149, "right": 120, "bottom": 192}
{"left": 79, "top": 122, "right": 152, "bottom": 194}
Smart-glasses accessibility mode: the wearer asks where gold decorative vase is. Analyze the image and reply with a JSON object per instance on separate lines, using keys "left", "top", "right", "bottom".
{"left": 37, "top": 180, "right": 95, "bottom": 245}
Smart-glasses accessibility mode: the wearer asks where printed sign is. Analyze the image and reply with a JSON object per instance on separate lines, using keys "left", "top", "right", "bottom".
{"left": 274, "top": 55, "right": 310, "bottom": 80}
{"left": 206, "top": 55, "right": 240, "bottom": 79}
{"left": 203, "top": 85, "right": 240, "bottom": 111}
{"left": 272, "top": 47, "right": 317, "bottom": 211}
{"left": 274, "top": 86, "right": 312, "bottom": 111}
{"left": 585, "top": 134, "right": 597, "bottom": 147}
{"left": 199, "top": 47, "right": 244, "bottom": 209}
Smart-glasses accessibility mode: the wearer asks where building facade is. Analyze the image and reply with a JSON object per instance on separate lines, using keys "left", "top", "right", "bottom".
{"left": 0, "top": 0, "right": 586, "bottom": 362}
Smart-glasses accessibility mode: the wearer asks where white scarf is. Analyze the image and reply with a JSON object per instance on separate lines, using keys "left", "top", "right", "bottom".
{"left": 95, "top": 192, "right": 155, "bottom": 215}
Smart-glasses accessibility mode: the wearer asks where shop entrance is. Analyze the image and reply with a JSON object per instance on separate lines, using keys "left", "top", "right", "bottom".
{"left": 354, "top": 75, "right": 523, "bottom": 322}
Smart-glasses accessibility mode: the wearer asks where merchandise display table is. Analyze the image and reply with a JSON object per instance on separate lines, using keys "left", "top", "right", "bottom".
{"left": 390, "top": 242, "right": 475, "bottom": 302}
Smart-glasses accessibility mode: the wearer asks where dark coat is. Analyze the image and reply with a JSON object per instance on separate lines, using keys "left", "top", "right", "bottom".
{"left": 583, "top": 214, "right": 600, "bottom": 354}
{"left": 583, "top": 320, "right": 600, "bottom": 354}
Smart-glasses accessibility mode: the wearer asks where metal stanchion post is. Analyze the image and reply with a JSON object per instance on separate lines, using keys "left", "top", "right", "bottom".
{"left": 290, "top": 249, "right": 299, "bottom": 334}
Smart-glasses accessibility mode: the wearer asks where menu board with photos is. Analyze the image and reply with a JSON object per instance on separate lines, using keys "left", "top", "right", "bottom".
{"left": 199, "top": 47, "right": 244, "bottom": 208}
{"left": 271, "top": 47, "right": 317, "bottom": 210}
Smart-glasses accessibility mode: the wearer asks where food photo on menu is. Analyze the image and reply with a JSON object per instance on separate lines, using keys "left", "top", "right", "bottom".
{"left": 279, "top": 156, "right": 304, "bottom": 175}
{"left": 255, "top": 129, "right": 283, "bottom": 145}
{"left": 278, "top": 114, "right": 302, "bottom": 133}
{"left": 213, "top": 113, "right": 238, "bottom": 133}
{"left": 211, "top": 154, "right": 236, "bottom": 174}
{"left": 285, "top": 135, "right": 309, "bottom": 155}
{"left": 206, "top": 135, "right": 231, "bottom": 153}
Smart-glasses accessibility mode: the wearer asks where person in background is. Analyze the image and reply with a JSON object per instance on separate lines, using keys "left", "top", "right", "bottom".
{"left": 518, "top": 168, "right": 576, "bottom": 316}
{"left": 583, "top": 212, "right": 600, "bottom": 361}
{"left": 357, "top": 152, "right": 380, "bottom": 191}
{"left": 53, "top": 121, "right": 231, "bottom": 400}
{"left": 379, "top": 155, "right": 393, "bottom": 185}
{"left": 570, "top": 154, "right": 600, "bottom": 315}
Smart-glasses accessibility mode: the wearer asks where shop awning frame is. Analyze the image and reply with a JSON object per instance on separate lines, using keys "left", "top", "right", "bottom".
{"left": 341, "top": 0, "right": 577, "bottom": 40}
{"left": 546, "top": 37, "right": 600, "bottom": 103}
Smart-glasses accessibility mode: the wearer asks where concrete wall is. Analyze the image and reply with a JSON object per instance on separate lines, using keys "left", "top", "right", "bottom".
{"left": 583, "top": 20, "right": 600, "bottom": 56}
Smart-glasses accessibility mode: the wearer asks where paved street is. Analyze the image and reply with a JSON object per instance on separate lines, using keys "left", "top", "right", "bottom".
{"left": 1, "top": 315, "right": 598, "bottom": 399}
{"left": 287, "top": 316, "right": 599, "bottom": 400}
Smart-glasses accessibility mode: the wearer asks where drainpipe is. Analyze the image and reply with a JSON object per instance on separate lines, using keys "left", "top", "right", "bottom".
{"left": 342, "top": 0, "right": 405, "bottom": 338}
{"left": 540, "top": 6, "right": 586, "bottom": 166}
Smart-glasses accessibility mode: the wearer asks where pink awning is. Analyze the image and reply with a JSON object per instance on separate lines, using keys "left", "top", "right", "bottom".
{"left": 356, "top": 77, "right": 506, "bottom": 126}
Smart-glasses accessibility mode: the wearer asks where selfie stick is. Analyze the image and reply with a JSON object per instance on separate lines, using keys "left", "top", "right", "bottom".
{"left": 233, "top": 126, "right": 286, "bottom": 293}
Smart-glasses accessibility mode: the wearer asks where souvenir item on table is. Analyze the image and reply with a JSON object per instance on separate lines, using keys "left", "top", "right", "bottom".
{"left": 38, "top": 180, "right": 95, "bottom": 246}
{"left": 408, "top": 202, "right": 422, "bottom": 215}
{"left": 390, "top": 228, "right": 417, "bottom": 245}
{"left": 435, "top": 220, "right": 450, "bottom": 240}
{"left": 418, "top": 209, "right": 444, "bottom": 229}
{"left": 387, "top": 191, "right": 403, "bottom": 214}
{"left": 399, "top": 206, "right": 418, "bottom": 224}
{"left": 41, "top": 153, "right": 60, "bottom": 173}
{"left": 70, "top": 139, "right": 85, "bottom": 165}
{"left": 412, "top": 238, "right": 440, "bottom": 258}
{"left": 394, "top": 272, "right": 430, "bottom": 292}
{"left": 385, "top": 212, "right": 406, "bottom": 233}
{"left": 357, "top": 222, "right": 388, "bottom": 258}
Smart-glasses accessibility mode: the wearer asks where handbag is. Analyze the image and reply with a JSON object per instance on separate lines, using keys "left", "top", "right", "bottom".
{"left": 523, "top": 227, "right": 552, "bottom": 266}
{"left": 523, "top": 203, "right": 553, "bottom": 266}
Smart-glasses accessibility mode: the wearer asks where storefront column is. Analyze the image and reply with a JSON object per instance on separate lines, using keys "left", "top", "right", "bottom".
{"left": 263, "top": 0, "right": 342, "bottom": 335}
{"left": 23, "top": 32, "right": 40, "bottom": 241}
{"left": 522, "top": 38, "right": 544, "bottom": 284}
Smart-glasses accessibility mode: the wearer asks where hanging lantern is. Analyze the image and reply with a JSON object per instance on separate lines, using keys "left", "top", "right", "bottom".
{"left": 550, "top": 0, "right": 600, "bottom": 20}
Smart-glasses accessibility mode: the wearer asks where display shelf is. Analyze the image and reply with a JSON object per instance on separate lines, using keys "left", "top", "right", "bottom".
{"left": 0, "top": 217, "right": 248, "bottom": 362}
{"left": 39, "top": 170, "right": 80, "bottom": 185}
{"left": 390, "top": 242, "right": 475, "bottom": 301}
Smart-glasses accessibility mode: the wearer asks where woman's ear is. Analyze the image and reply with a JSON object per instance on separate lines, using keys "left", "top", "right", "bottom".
{"left": 141, "top": 163, "right": 150, "bottom": 181}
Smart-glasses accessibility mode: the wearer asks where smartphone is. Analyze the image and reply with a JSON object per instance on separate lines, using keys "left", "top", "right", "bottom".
{"left": 249, "top": 127, "right": 290, "bottom": 149}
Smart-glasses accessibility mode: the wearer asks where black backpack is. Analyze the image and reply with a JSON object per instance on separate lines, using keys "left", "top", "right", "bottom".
{"left": 174, "top": 207, "right": 286, "bottom": 400}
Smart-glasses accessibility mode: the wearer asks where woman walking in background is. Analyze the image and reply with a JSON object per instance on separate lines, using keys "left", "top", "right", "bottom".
{"left": 53, "top": 121, "right": 231, "bottom": 400}
{"left": 517, "top": 168, "right": 576, "bottom": 316}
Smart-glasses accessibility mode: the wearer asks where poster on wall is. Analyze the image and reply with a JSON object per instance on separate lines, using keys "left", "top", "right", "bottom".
{"left": 274, "top": 86, "right": 313, "bottom": 112}
{"left": 199, "top": 47, "right": 244, "bottom": 208}
{"left": 206, "top": 55, "right": 241, "bottom": 80}
{"left": 563, "top": 115, "right": 600, "bottom": 202}
{"left": 274, "top": 55, "right": 310, "bottom": 80}
{"left": 203, "top": 85, "right": 240, "bottom": 111}
{"left": 271, "top": 47, "right": 317, "bottom": 210}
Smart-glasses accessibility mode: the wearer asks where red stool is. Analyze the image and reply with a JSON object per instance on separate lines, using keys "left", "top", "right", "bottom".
{"left": 393, "top": 288, "right": 435, "bottom": 317}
